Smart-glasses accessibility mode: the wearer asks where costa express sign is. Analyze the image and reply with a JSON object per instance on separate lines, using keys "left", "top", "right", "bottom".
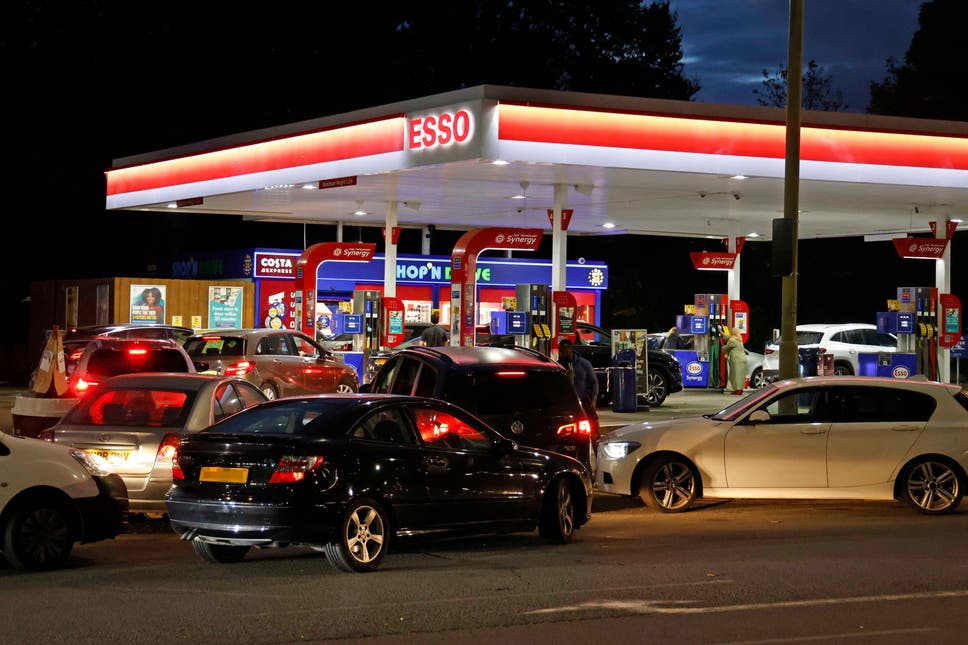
{"left": 254, "top": 252, "right": 300, "bottom": 278}
{"left": 409, "top": 110, "right": 474, "bottom": 150}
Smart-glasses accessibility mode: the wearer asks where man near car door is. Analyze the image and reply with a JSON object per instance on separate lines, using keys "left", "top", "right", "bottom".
{"left": 557, "top": 338, "right": 599, "bottom": 450}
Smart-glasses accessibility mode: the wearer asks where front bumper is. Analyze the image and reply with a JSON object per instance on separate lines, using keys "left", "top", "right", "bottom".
{"left": 75, "top": 474, "right": 129, "bottom": 543}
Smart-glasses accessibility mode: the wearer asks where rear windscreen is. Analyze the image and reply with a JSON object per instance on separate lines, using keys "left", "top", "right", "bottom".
{"left": 183, "top": 336, "right": 246, "bottom": 357}
{"left": 63, "top": 388, "right": 194, "bottom": 427}
{"left": 86, "top": 348, "right": 191, "bottom": 376}
{"left": 447, "top": 371, "right": 578, "bottom": 416}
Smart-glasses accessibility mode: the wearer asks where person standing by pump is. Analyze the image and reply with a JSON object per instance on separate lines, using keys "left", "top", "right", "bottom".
{"left": 419, "top": 312, "right": 449, "bottom": 347}
{"left": 722, "top": 327, "right": 748, "bottom": 394}
{"left": 557, "top": 338, "right": 600, "bottom": 450}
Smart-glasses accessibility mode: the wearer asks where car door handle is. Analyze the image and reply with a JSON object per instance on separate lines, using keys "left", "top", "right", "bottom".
{"left": 800, "top": 427, "right": 827, "bottom": 435}
{"left": 890, "top": 425, "right": 920, "bottom": 432}
{"left": 272, "top": 358, "right": 284, "bottom": 364}
{"left": 423, "top": 456, "right": 447, "bottom": 469}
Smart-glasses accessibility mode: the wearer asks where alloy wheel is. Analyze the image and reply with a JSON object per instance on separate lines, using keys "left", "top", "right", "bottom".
{"left": 906, "top": 460, "right": 960, "bottom": 513}
{"left": 651, "top": 461, "right": 696, "bottom": 510}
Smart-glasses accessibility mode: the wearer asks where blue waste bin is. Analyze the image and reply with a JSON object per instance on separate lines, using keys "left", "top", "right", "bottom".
{"left": 798, "top": 347, "right": 819, "bottom": 377}
{"left": 610, "top": 366, "right": 637, "bottom": 412}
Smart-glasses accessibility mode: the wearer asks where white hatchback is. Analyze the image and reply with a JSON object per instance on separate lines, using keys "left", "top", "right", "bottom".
{"left": 761, "top": 323, "right": 897, "bottom": 379}
{"left": 597, "top": 376, "right": 968, "bottom": 515}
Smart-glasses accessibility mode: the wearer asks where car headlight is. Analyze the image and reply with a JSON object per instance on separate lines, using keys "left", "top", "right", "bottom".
{"left": 69, "top": 449, "right": 111, "bottom": 477}
{"left": 600, "top": 441, "right": 641, "bottom": 459}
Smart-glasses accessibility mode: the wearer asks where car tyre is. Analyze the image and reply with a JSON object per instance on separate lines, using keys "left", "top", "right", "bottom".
{"left": 538, "top": 478, "right": 575, "bottom": 544}
{"left": 750, "top": 367, "right": 768, "bottom": 389}
{"left": 335, "top": 378, "right": 358, "bottom": 394}
{"left": 324, "top": 498, "right": 388, "bottom": 573}
{"left": 644, "top": 367, "right": 669, "bottom": 407}
{"left": 260, "top": 382, "right": 279, "bottom": 400}
{"left": 3, "top": 503, "right": 74, "bottom": 571}
{"left": 901, "top": 458, "right": 963, "bottom": 515}
{"left": 833, "top": 362, "right": 853, "bottom": 376}
{"left": 639, "top": 456, "right": 698, "bottom": 512}
{"left": 191, "top": 539, "right": 250, "bottom": 563}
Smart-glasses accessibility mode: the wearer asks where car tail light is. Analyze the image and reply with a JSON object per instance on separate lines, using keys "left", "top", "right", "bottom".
{"left": 818, "top": 347, "right": 827, "bottom": 354}
{"left": 38, "top": 429, "right": 55, "bottom": 442}
{"left": 224, "top": 361, "right": 256, "bottom": 376}
{"left": 128, "top": 348, "right": 148, "bottom": 356}
{"left": 75, "top": 377, "right": 99, "bottom": 392}
{"left": 68, "top": 348, "right": 84, "bottom": 361}
{"left": 496, "top": 371, "right": 526, "bottom": 377}
{"left": 171, "top": 448, "right": 184, "bottom": 481}
{"left": 155, "top": 433, "right": 181, "bottom": 465}
{"left": 268, "top": 456, "right": 325, "bottom": 484}
{"left": 557, "top": 419, "right": 592, "bottom": 437}
{"left": 764, "top": 347, "right": 775, "bottom": 355}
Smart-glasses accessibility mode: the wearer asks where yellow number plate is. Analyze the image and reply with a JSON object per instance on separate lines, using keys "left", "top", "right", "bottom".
{"left": 85, "top": 449, "right": 131, "bottom": 464}
{"left": 199, "top": 467, "right": 249, "bottom": 484}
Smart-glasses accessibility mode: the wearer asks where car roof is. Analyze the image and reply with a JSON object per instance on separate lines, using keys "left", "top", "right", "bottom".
{"left": 397, "top": 345, "right": 563, "bottom": 369}
{"left": 771, "top": 375, "right": 962, "bottom": 395}
{"left": 795, "top": 323, "right": 877, "bottom": 331}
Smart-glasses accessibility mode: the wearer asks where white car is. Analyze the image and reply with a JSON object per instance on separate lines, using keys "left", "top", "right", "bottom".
{"left": 0, "top": 431, "right": 128, "bottom": 570}
{"left": 761, "top": 323, "right": 897, "bottom": 379}
{"left": 596, "top": 375, "right": 968, "bottom": 515}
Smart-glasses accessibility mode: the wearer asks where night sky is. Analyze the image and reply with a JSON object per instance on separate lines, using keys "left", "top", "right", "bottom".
{"left": 4, "top": 0, "right": 959, "bottom": 379}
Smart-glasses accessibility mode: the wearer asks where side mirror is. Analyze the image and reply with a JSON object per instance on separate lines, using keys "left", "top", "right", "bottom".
{"left": 748, "top": 409, "right": 771, "bottom": 423}
{"left": 493, "top": 437, "right": 518, "bottom": 454}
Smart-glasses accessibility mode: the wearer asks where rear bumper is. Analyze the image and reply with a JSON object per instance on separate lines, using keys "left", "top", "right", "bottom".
{"left": 75, "top": 474, "right": 129, "bottom": 543}
{"left": 165, "top": 495, "right": 342, "bottom": 545}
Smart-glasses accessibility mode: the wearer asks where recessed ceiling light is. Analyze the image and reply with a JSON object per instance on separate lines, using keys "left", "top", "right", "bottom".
{"left": 747, "top": 232, "right": 760, "bottom": 238}
{"left": 511, "top": 194, "right": 526, "bottom": 200}
{"left": 951, "top": 218, "right": 964, "bottom": 224}
{"left": 353, "top": 209, "right": 368, "bottom": 216}
{"left": 602, "top": 222, "right": 616, "bottom": 229}
{"left": 491, "top": 159, "right": 509, "bottom": 166}
{"left": 730, "top": 174, "right": 749, "bottom": 180}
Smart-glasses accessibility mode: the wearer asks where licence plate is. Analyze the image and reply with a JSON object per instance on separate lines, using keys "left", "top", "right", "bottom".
{"left": 85, "top": 448, "right": 132, "bottom": 464}
{"left": 199, "top": 466, "right": 249, "bottom": 484}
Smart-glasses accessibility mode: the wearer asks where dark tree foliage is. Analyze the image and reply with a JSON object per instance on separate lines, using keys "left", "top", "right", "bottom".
{"left": 394, "top": 0, "right": 699, "bottom": 100}
{"left": 868, "top": 0, "right": 968, "bottom": 120}
{"left": 753, "top": 60, "right": 847, "bottom": 111}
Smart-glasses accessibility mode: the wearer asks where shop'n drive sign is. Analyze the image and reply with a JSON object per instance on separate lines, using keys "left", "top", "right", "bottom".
{"left": 409, "top": 110, "right": 473, "bottom": 150}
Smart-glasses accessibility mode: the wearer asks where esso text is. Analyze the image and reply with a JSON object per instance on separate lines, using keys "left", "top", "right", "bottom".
{"left": 409, "top": 110, "right": 473, "bottom": 150}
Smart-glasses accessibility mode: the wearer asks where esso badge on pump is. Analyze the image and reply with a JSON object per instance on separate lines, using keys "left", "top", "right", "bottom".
{"left": 892, "top": 365, "right": 910, "bottom": 379}
{"left": 409, "top": 110, "right": 473, "bottom": 150}
{"left": 686, "top": 362, "right": 703, "bottom": 375}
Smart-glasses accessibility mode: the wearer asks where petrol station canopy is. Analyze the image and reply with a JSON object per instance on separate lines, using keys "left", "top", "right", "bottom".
{"left": 106, "top": 84, "right": 967, "bottom": 242}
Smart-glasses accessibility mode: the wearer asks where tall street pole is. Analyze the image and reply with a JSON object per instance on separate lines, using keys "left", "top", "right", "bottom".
{"left": 779, "top": 0, "right": 803, "bottom": 380}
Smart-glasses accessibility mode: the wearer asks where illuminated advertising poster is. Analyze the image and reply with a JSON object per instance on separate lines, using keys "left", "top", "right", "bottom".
{"left": 209, "top": 286, "right": 244, "bottom": 328}
{"left": 130, "top": 284, "right": 166, "bottom": 325}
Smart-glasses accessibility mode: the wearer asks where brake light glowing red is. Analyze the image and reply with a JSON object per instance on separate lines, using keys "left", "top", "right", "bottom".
{"left": 76, "top": 377, "right": 98, "bottom": 392}
{"left": 764, "top": 348, "right": 775, "bottom": 355}
{"left": 269, "top": 456, "right": 325, "bottom": 484}
{"left": 69, "top": 349, "right": 84, "bottom": 361}
{"left": 201, "top": 336, "right": 222, "bottom": 341}
{"left": 224, "top": 361, "right": 256, "bottom": 376}
{"left": 171, "top": 451, "right": 184, "bottom": 480}
{"left": 818, "top": 347, "right": 827, "bottom": 354}
{"left": 155, "top": 433, "right": 181, "bottom": 464}
{"left": 496, "top": 371, "right": 526, "bottom": 377}
{"left": 578, "top": 419, "right": 592, "bottom": 436}
{"left": 128, "top": 348, "right": 148, "bottom": 355}
{"left": 557, "top": 418, "right": 593, "bottom": 437}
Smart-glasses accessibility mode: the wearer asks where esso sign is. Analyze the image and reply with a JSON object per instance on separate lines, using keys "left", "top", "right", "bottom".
{"left": 409, "top": 110, "right": 473, "bottom": 150}
{"left": 686, "top": 362, "right": 703, "bottom": 375}
{"left": 892, "top": 365, "right": 910, "bottom": 379}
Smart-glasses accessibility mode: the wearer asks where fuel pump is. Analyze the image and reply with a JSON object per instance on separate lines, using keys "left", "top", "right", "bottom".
{"left": 696, "top": 293, "right": 729, "bottom": 389}
{"left": 352, "top": 290, "right": 382, "bottom": 360}
{"left": 516, "top": 283, "right": 551, "bottom": 355}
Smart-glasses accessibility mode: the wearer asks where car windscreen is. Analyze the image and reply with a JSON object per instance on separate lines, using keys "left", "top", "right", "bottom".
{"left": 183, "top": 336, "right": 246, "bottom": 357}
{"left": 204, "top": 398, "right": 359, "bottom": 436}
{"left": 86, "top": 348, "right": 191, "bottom": 376}
{"left": 62, "top": 387, "right": 195, "bottom": 427}
{"left": 708, "top": 385, "right": 778, "bottom": 421}
{"left": 447, "top": 370, "right": 577, "bottom": 416}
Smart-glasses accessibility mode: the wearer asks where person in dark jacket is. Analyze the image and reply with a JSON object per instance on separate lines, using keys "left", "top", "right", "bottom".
{"left": 557, "top": 338, "right": 599, "bottom": 452}
{"left": 419, "top": 313, "right": 449, "bottom": 347}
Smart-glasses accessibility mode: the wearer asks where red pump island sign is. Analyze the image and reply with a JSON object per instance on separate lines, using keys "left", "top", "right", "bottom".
{"left": 450, "top": 228, "right": 542, "bottom": 346}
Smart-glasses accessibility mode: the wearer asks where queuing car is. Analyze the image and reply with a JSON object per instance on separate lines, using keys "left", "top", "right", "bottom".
{"left": 596, "top": 375, "right": 968, "bottom": 514}
{"left": 761, "top": 323, "right": 897, "bottom": 381}
{"left": 648, "top": 330, "right": 769, "bottom": 389}
{"left": 0, "top": 430, "right": 128, "bottom": 570}
{"left": 165, "top": 394, "right": 592, "bottom": 572}
{"left": 365, "top": 345, "right": 594, "bottom": 465}
{"left": 573, "top": 322, "right": 683, "bottom": 407}
{"left": 183, "top": 328, "right": 359, "bottom": 400}
{"left": 40, "top": 373, "right": 268, "bottom": 516}
{"left": 65, "top": 337, "right": 197, "bottom": 398}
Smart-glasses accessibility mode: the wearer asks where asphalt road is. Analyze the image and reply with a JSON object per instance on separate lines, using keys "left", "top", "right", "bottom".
{"left": 3, "top": 496, "right": 968, "bottom": 644}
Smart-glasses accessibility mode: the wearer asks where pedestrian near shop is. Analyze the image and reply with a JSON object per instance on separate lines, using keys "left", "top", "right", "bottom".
{"left": 722, "top": 327, "right": 748, "bottom": 394}
{"left": 419, "top": 313, "right": 449, "bottom": 347}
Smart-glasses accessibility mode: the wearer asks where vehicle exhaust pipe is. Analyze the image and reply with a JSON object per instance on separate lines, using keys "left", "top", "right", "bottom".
{"left": 180, "top": 528, "right": 198, "bottom": 541}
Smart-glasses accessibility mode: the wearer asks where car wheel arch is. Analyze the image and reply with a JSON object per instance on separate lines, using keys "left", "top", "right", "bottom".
{"left": 631, "top": 451, "right": 703, "bottom": 500}
{"left": 1, "top": 486, "right": 83, "bottom": 541}
{"left": 893, "top": 453, "right": 968, "bottom": 502}
{"left": 539, "top": 474, "right": 588, "bottom": 527}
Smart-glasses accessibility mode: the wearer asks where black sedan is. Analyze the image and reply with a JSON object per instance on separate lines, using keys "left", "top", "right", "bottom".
{"left": 165, "top": 394, "right": 593, "bottom": 572}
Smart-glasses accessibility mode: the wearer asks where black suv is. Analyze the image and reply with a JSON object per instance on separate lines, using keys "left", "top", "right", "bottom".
{"left": 365, "top": 345, "right": 593, "bottom": 465}
{"left": 573, "top": 322, "right": 683, "bottom": 407}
